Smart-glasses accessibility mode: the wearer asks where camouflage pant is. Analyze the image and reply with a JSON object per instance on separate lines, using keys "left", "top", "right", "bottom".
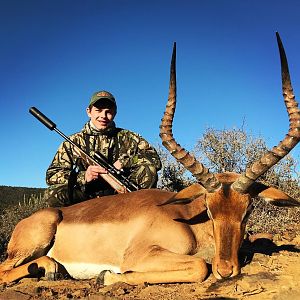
{"left": 43, "top": 184, "right": 115, "bottom": 207}
{"left": 129, "top": 164, "right": 158, "bottom": 189}
{"left": 43, "top": 184, "right": 85, "bottom": 207}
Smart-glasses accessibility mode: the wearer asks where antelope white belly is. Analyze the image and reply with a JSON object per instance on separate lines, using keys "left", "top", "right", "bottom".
{"left": 47, "top": 247, "right": 120, "bottom": 279}
{"left": 57, "top": 262, "right": 121, "bottom": 279}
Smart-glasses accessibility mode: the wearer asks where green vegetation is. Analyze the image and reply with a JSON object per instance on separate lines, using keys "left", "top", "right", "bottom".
{"left": 0, "top": 186, "right": 45, "bottom": 210}
{"left": 0, "top": 186, "right": 46, "bottom": 262}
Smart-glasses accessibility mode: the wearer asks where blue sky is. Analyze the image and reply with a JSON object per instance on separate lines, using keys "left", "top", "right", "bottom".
{"left": 1, "top": 0, "right": 300, "bottom": 188}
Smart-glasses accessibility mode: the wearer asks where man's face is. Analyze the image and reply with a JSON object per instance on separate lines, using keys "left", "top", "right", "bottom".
{"left": 86, "top": 101, "right": 116, "bottom": 130}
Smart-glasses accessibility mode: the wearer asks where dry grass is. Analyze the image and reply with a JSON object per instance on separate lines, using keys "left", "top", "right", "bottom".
{"left": 248, "top": 198, "right": 300, "bottom": 236}
{"left": 0, "top": 194, "right": 47, "bottom": 262}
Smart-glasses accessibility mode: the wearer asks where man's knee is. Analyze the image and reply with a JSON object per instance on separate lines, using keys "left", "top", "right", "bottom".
{"left": 43, "top": 184, "right": 87, "bottom": 207}
{"left": 131, "top": 165, "right": 158, "bottom": 189}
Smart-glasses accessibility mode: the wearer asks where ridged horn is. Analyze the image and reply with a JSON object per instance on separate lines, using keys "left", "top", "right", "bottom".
{"left": 159, "top": 43, "right": 221, "bottom": 192}
{"left": 232, "top": 32, "right": 300, "bottom": 193}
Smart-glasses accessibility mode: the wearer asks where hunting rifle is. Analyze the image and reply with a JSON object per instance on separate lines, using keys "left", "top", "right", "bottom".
{"left": 29, "top": 107, "right": 139, "bottom": 193}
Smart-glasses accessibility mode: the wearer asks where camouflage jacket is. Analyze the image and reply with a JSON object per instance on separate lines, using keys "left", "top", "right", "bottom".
{"left": 46, "top": 121, "right": 161, "bottom": 193}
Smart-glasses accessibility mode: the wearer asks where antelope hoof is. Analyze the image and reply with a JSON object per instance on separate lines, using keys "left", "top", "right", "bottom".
{"left": 96, "top": 270, "right": 113, "bottom": 285}
{"left": 45, "top": 272, "right": 64, "bottom": 281}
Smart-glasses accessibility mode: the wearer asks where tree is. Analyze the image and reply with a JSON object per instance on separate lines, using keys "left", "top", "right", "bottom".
{"left": 194, "top": 126, "right": 299, "bottom": 197}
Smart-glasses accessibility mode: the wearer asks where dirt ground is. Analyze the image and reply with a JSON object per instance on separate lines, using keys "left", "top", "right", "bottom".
{"left": 1, "top": 234, "right": 300, "bottom": 300}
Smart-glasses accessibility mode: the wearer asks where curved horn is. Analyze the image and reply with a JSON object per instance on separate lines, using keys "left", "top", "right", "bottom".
{"left": 159, "top": 43, "right": 221, "bottom": 192}
{"left": 232, "top": 32, "right": 300, "bottom": 193}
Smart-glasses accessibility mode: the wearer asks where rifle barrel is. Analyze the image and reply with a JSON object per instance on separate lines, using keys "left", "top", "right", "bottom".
{"left": 29, "top": 107, "right": 57, "bottom": 130}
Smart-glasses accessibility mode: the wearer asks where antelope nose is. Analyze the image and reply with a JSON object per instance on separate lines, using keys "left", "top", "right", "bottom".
{"left": 217, "top": 261, "right": 233, "bottom": 279}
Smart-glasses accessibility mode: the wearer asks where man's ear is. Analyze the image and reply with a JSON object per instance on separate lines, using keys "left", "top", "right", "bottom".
{"left": 252, "top": 182, "right": 300, "bottom": 207}
{"left": 159, "top": 183, "right": 207, "bottom": 206}
{"left": 86, "top": 107, "right": 92, "bottom": 117}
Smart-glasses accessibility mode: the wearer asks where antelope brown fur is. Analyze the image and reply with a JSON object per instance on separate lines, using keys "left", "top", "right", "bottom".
{"left": 0, "top": 33, "right": 299, "bottom": 285}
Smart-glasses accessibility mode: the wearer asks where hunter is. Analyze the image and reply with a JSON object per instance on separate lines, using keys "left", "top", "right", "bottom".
{"left": 44, "top": 90, "right": 161, "bottom": 207}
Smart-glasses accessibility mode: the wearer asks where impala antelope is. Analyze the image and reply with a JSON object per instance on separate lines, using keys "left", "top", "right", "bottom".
{"left": 0, "top": 32, "right": 299, "bottom": 285}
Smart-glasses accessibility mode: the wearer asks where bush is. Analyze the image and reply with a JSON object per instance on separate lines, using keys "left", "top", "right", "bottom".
{"left": 0, "top": 194, "right": 47, "bottom": 262}
{"left": 156, "top": 145, "right": 195, "bottom": 191}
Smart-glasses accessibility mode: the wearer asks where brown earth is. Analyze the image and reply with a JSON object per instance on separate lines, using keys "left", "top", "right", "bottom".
{"left": 1, "top": 234, "right": 300, "bottom": 300}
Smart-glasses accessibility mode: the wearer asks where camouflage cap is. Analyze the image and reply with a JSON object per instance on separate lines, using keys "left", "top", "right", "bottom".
{"left": 89, "top": 90, "right": 116, "bottom": 107}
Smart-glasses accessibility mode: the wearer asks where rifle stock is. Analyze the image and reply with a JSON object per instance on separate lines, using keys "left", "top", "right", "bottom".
{"left": 29, "top": 107, "right": 139, "bottom": 193}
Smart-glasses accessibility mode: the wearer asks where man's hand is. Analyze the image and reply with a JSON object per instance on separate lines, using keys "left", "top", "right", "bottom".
{"left": 113, "top": 160, "right": 122, "bottom": 171}
{"left": 85, "top": 165, "right": 107, "bottom": 183}
{"left": 85, "top": 160, "right": 123, "bottom": 183}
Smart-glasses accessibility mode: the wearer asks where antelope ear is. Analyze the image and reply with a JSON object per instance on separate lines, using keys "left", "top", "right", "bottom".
{"left": 256, "top": 184, "right": 300, "bottom": 207}
{"left": 159, "top": 183, "right": 207, "bottom": 206}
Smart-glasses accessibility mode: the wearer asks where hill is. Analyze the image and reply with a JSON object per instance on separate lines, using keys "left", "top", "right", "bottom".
{"left": 0, "top": 185, "right": 45, "bottom": 209}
